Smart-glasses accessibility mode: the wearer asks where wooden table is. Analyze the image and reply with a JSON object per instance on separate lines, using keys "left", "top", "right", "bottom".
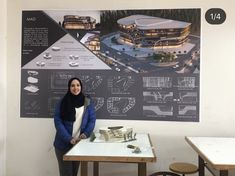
{"left": 185, "top": 136, "right": 235, "bottom": 176}
{"left": 64, "top": 133, "right": 156, "bottom": 176}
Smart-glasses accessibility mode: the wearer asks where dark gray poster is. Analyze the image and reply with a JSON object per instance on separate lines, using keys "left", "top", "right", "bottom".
{"left": 21, "top": 9, "right": 200, "bottom": 121}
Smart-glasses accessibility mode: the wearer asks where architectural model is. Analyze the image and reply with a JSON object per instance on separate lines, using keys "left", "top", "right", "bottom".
{"left": 99, "top": 126, "right": 136, "bottom": 142}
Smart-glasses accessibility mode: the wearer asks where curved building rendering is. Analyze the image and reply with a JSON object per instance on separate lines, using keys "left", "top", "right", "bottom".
{"left": 117, "top": 15, "right": 191, "bottom": 47}
{"left": 63, "top": 15, "right": 96, "bottom": 29}
{"left": 84, "top": 34, "right": 100, "bottom": 53}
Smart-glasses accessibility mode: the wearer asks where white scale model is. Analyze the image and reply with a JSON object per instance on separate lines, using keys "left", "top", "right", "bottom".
{"left": 98, "top": 126, "right": 136, "bottom": 142}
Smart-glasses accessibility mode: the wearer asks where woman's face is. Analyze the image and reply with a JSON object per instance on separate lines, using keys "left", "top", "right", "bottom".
{"left": 70, "top": 79, "right": 81, "bottom": 95}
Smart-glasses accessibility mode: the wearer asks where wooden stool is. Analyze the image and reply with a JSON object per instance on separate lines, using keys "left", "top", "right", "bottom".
{"left": 169, "top": 162, "right": 198, "bottom": 176}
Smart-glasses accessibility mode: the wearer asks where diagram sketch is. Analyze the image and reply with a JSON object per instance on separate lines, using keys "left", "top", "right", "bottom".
{"left": 107, "top": 97, "right": 136, "bottom": 114}
{"left": 143, "top": 105, "right": 173, "bottom": 117}
{"left": 143, "top": 91, "right": 173, "bottom": 103}
{"left": 179, "top": 92, "right": 197, "bottom": 103}
{"left": 177, "top": 77, "right": 196, "bottom": 89}
{"left": 48, "top": 96, "right": 62, "bottom": 115}
{"left": 92, "top": 97, "right": 105, "bottom": 111}
{"left": 80, "top": 75, "right": 103, "bottom": 92}
{"left": 178, "top": 105, "right": 197, "bottom": 116}
{"left": 50, "top": 72, "right": 75, "bottom": 89}
{"left": 143, "top": 77, "right": 172, "bottom": 88}
{"left": 107, "top": 76, "right": 135, "bottom": 94}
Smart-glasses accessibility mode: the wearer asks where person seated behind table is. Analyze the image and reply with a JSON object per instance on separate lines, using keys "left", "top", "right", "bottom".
{"left": 53, "top": 77, "right": 96, "bottom": 176}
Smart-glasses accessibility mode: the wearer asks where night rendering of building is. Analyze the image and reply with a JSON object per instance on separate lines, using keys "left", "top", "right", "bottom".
{"left": 117, "top": 15, "right": 191, "bottom": 47}
{"left": 84, "top": 34, "right": 100, "bottom": 53}
{"left": 63, "top": 15, "right": 96, "bottom": 29}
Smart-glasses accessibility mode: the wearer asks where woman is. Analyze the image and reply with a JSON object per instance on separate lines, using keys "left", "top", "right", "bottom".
{"left": 53, "top": 77, "right": 96, "bottom": 176}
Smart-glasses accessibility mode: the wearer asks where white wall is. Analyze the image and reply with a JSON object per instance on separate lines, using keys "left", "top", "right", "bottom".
{"left": 0, "top": 0, "right": 7, "bottom": 175}
{"left": 6, "top": 0, "right": 235, "bottom": 176}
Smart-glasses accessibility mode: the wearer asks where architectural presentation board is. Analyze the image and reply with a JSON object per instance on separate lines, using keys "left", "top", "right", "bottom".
{"left": 21, "top": 9, "right": 200, "bottom": 121}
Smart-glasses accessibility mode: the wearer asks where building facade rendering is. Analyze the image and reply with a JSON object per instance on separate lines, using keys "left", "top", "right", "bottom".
{"left": 117, "top": 15, "right": 191, "bottom": 47}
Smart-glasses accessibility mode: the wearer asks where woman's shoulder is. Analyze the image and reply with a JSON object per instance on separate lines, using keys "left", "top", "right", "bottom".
{"left": 84, "top": 95, "right": 94, "bottom": 106}
{"left": 84, "top": 95, "right": 90, "bottom": 102}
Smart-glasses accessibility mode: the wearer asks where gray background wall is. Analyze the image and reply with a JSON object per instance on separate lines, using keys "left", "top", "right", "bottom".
{"left": 1, "top": 0, "right": 235, "bottom": 176}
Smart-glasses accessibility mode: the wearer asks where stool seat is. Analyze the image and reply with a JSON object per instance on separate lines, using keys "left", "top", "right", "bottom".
{"left": 169, "top": 162, "right": 198, "bottom": 175}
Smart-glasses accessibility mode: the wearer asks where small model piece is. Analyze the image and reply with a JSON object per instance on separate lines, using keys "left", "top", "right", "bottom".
{"left": 36, "top": 61, "right": 45, "bottom": 67}
{"left": 69, "top": 62, "right": 79, "bottom": 67}
{"left": 132, "top": 146, "right": 141, "bottom": 153}
{"left": 24, "top": 85, "right": 39, "bottom": 93}
{"left": 89, "top": 132, "right": 96, "bottom": 142}
{"left": 108, "top": 126, "right": 123, "bottom": 130}
{"left": 127, "top": 144, "right": 141, "bottom": 153}
{"left": 27, "top": 70, "right": 38, "bottom": 76}
{"left": 99, "top": 126, "right": 136, "bottom": 142}
{"left": 69, "top": 55, "right": 79, "bottom": 60}
{"left": 27, "top": 76, "right": 38, "bottom": 84}
{"left": 43, "top": 52, "right": 52, "bottom": 59}
{"left": 52, "top": 46, "right": 61, "bottom": 51}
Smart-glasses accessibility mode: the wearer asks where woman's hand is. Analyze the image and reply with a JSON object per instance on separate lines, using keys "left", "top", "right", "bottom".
{"left": 79, "top": 133, "right": 87, "bottom": 139}
{"left": 70, "top": 134, "right": 87, "bottom": 145}
{"left": 70, "top": 138, "right": 78, "bottom": 145}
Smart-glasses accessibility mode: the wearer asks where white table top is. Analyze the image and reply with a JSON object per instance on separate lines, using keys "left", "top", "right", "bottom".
{"left": 64, "top": 133, "right": 156, "bottom": 162}
{"left": 185, "top": 136, "right": 235, "bottom": 170}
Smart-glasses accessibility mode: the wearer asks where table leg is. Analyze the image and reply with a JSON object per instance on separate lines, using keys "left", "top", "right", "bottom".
{"left": 138, "top": 163, "right": 146, "bottom": 176}
{"left": 198, "top": 156, "right": 205, "bottom": 176}
{"left": 81, "top": 161, "right": 88, "bottom": 176}
{"left": 93, "top": 161, "right": 99, "bottom": 176}
{"left": 220, "top": 170, "right": 228, "bottom": 176}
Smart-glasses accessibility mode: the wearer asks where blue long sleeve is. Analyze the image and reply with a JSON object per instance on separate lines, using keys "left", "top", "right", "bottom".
{"left": 54, "top": 102, "right": 72, "bottom": 143}
{"left": 82, "top": 101, "right": 96, "bottom": 137}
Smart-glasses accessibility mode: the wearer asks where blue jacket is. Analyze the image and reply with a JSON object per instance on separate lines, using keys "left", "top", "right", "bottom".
{"left": 53, "top": 96, "right": 96, "bottom": 151}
